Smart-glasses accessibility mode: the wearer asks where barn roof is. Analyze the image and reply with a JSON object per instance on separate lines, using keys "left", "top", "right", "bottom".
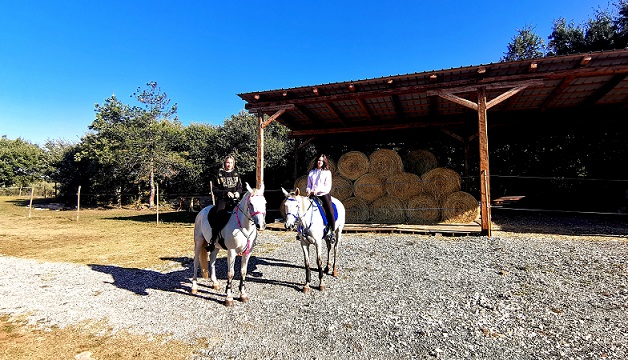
{"left": 238, "top": 50, "right": 628, "bottom": 138}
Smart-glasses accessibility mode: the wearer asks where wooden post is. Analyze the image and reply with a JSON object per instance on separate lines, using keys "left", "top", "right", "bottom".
{"left": 256, "top": 111, "right": 264, "bottom": 188}
{"left": 156, "top": 183, "right": 159, "bottom": 225}
{"left": 210, "top": 181, "right": 215, "bottom": 205}
{"left": 76, "top": 185, "right": 81, "bottom": 222}
{"left": 28, "top": 187, "right": 34, "bottom": 218}
{"left": 477, "top": 87, "right": 492, "bottom": 236}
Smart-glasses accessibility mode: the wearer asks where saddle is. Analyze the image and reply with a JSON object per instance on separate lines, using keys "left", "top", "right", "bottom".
{"left": 207, "top": 201, "right": 236, "bottom": 249}
{"left": 311, "top": 197, "right": 338, "bottom": 237}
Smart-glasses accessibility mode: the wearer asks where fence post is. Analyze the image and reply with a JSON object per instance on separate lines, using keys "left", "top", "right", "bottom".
{"left": 76, "top": 186, "right": 81, "bottom": 221}
{"left": 156, "top": 183, "right": 160, "bottom": 225}
{"left": 210, "top": 181, "right": 215, "bottom": 205}
{"left": 28, "top": 187, "right": 34, "bottom": 218}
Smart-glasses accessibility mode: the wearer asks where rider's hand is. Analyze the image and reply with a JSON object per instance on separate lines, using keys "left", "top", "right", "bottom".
{"left": 234, "top": 192, "right": 240, "bottom": 199}
{"left": 227, "top": 192, "right": 234, "bottom": 199}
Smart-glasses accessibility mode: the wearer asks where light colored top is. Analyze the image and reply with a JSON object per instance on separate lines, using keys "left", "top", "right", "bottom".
{"left": 306, "top": 168, "right": 332, "bottom": 196}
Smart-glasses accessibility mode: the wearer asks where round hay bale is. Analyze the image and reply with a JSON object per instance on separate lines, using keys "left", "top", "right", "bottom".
{"left": 403, "top": 149, "right": 438, "bottom": 176}
{"left": 422, "top": 167, "right": 461, "bottom": 201}
{"left": 293, "top": 175, "right": 308, "bottom": 194}
{"left": 331, "top": 175, "right": 353, "bottom": 201}
{"left": 441, "top": 191, "right": 480, "bottom": 224}
{"left": 353, "top": 173, "right": 385, "bottom": 203}
{"left": 279, "top": 198, "right": 287, "bottom": 220}
{"left": 406, "top": 194, "right": 440, "bottom": 224}
{"left": 337, "top": 151, "right": 369, "bottom": 180}
{"left": 385, "top": 172, "right": 422, "bottom": 198}
{"left": 368, "top": 149, "right": 403, "bottom": 177}
{"left": 343, "top": 196, "right": 369, "bottom": 223}
{"left": 307, "top": 156, "right": 338, "bottom": 174}
{"left": 370, "top": 195, "right": 405, "bottom": 224}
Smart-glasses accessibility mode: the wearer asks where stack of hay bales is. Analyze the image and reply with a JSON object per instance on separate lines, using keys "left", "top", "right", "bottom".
{"left": 294, "top": 149, "right": 479, "bottom": 224}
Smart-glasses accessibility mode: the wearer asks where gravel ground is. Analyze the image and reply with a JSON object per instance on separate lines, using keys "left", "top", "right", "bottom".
{"left": 1, "top": 218, "right": 627, "bottom": 359}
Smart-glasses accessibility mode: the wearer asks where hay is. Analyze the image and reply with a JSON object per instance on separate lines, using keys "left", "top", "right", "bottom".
{"left": 331, "top": 175, "right": 353, "bottom": 201}
{"left": 403, "top": 149, "right": 438, "bottom": 176}
{"left": 353, "top": 173, "right": 385, "bottom": 203}
{"left": 405, "top": 194, "right": 440, "bottom": 224}
{"left": 337, "top": 151, "right": 370, "bottom": 180}
{"left": 421, "top": 167, "right": 461, "bottom": 201}
{"left": 343, "top": 196, "right": 369, "bottom": 223}
{"left": 307, "top": 156, "right": 338, "bottom": 174}
{"left": 441, "top": 191, "right": 480, "bottom": 224}
{"left": 293, "top": 175, "right": 308, "bottom": 194}
{"left": 385, "top": 172, "right": 422, "bottom": 198}
{"left": 370, "top": 195, "right": 405, "bottom": 224}
{"left": 279, "top": 198, "right": 286, "bottom": 220}
{"left": 368, "top": 149, "right": 403, "bottom": 177}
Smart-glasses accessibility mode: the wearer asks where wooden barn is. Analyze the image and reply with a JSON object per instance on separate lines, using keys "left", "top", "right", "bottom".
{"left": 238, "top": 50, "right": 628, "bottom": 236}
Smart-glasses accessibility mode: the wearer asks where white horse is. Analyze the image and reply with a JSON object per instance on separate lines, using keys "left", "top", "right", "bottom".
{"left": 191, "top": 183, "right": 266, "bottom": 306}
{"left": 281, "top": 188, "right": 345, "bottom": 293}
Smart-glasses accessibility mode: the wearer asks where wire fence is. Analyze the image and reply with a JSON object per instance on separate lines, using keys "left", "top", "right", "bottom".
{"left": 3, "top": 174, "right": 627, "bottom": 223}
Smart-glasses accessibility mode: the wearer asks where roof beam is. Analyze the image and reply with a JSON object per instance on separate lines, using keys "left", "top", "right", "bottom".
{"left": 324, "top": 102, "right": 346, "bottom": 126}
{"left": 539, "top": 76, "right": 574, "bottom": 111}
{"left": 355, "top": 98, "right": 374, "bottom": 123}
{"left": 260, "top": 109, "right": 286, "bottom": 129}
{"left": 288, "top": 118, "right": 465, "bottom": 137}
{"left": 580, "top": 74, "right": 627, "bottom": 107}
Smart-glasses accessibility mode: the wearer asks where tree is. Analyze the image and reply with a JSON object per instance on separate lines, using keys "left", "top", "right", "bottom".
{"left": 0, "top": 136, "right": 46, "bottom": 187}
{"left": 585, "top": 7, "right": 617, "bottom": 51}
{"left": 548, "top": 18, "right": 586, "bottom": 55}
{"left": 615, "top": 0, "right": 628, "bottom": 48}
{"left": 502, "top": 25, "right": 545, "bottom": 61}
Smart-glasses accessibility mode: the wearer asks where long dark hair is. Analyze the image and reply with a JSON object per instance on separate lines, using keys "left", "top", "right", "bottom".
{"left": 311, "top": 154, "right": 329, "bottom": 170}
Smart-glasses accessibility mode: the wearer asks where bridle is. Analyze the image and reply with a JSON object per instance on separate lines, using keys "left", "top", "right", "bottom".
{"left": 234, "top": 191, "right": 266, "bottom": 255}
{"left": 285, "top": 195, "right": 315, "bottom": 235}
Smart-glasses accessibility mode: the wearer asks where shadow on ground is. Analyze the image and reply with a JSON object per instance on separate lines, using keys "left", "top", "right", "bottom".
{"left": 88, "top": 255, "right": 304, "bottom": 304}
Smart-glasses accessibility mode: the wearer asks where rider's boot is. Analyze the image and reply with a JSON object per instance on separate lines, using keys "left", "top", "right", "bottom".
{"left": 205, "top": 234, "right": 216, "bottom": 252}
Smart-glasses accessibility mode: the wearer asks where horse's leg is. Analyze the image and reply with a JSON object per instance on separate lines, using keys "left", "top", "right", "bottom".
{"left": 324, "top": 236, "right": 332, "bottom": 274}
{"left": 239, "top": 252, "right": 252, "bottom": 302}
{"left": 224, "top": 250, "right": 237, "bottom": 306}
{"left": 332, "top": 229, "right": 341, "bottom": 277}
{"left": 209, "top": 247, "right": 219, "bottom": 290}
{"left": 191, "top": 236, "right": 207, "bottom": 294}
{"left": 301, "top": 241, "right": 312, "bottom": 293}
{"left": 315, "top": 238, "right": 325, "bottom": 291}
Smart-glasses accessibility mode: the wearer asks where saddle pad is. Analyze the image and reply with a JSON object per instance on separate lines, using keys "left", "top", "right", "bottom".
{"left": 313, "top": 198, "right": 338, "bottom": 227}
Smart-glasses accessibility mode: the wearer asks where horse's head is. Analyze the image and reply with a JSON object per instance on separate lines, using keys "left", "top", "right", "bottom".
{"left": 281, "top": 187, "right": 301, "bottom": 231}
{"left": 246, "top": 182, "right": 266, "bottom": 231}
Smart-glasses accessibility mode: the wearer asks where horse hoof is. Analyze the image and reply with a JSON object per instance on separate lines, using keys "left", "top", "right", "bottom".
{"left": 319, "top": 284, "right": 326, "bottom": 291}
{"left": 191, "top": 288, "right": 198, "bottom": 295}
{"left": 225, "top": 299, "right": 234, "bottom": 307}
{"left": 333, "top": 269, "right": 338, "bottom": 277}
{"left": 240, "top": 295, "right": 249, "bottom": 303}
{"left": 302, "top": 286, "right": 310, "bottom": 294}
{"left": 324, "top": 266, "right": 330, "bottom": 274}
{"left": 213, "top": 284, "right": 220, "bottom": 290}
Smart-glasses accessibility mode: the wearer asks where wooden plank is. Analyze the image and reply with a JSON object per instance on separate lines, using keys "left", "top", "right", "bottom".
{"left": 486, "top": 84, "right": 528, "bottom": 110}
{"left": 288, "top": 119, "right": 465, "bottom": 137}
{"left": 435, "top": 92, "right": 478, "bottom": 111}
{"left": 260, "top": 109, "right": 286, "bottom": 129}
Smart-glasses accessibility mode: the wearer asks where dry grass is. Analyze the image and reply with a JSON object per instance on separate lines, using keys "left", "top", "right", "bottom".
{"left": 0, "top": 196, "right": 207, "bottom": 359}
{"left": 0, "top": 315, "right": 195, "bottom": 360}
{"left": 0, "top": 197, "right": 195, "bottom": 269}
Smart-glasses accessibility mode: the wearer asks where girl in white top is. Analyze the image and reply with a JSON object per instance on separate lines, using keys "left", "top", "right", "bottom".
{"left": 306, "top": 154, "right": 335, "bottom": 234}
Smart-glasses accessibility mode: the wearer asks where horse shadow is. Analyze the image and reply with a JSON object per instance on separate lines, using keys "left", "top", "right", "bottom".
{"left": 88, "top": 255, "right": 304, "bottom": 303}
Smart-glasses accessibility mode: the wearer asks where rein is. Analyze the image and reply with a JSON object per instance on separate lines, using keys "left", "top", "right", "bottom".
{"left": 286, "top": 196, "right": 315, "bottom": 237}
{"left": 234, "top": 192, "right": 266, "bottom": 256}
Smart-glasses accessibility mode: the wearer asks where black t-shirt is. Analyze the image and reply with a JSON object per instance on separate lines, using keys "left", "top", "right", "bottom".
{"left": 215, "top": 169, "right": 242, "bottom": 199}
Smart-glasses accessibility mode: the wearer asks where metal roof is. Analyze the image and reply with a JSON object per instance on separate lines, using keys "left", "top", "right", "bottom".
{"left": 238, "top": 50, "right": 628, "bottom": 138}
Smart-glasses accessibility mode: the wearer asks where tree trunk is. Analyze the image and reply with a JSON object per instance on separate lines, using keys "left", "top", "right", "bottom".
{"left": 149, "top": 162, "right": 155, "bottom": 208}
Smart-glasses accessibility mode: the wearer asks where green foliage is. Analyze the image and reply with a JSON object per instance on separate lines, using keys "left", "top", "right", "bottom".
{"left": 502, "top": 25, "right": 546, "bottom": 61}
{"left": 0, "top": 136, "right": 46, "bottom": 187}
{"left": 547, "top": 18, "right": 586, "bottom": 55}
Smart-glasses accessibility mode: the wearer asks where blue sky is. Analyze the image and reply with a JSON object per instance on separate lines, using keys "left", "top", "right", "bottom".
{"left": 0, "top": 0, "right": 614, "bottom": 145}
